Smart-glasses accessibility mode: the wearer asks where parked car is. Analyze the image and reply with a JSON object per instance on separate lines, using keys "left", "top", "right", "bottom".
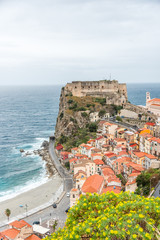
{"left": 32, "top": 221, "right": 40, "bottom": 225}
{"left": 66, "top": 192, "right": 70, "bottom": 197}
{"left": 65, "top": 207, "right": 70, "bottom": 213}
{"left": 52, "top": 203, "right": 57, "bottom": 208}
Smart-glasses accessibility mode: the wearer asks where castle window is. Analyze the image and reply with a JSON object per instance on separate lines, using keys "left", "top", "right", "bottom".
{"left": 95, "top": 86, "right": 96, "bottom": 89}
{"left": 75, "top": 86, "right": 77, "bottom": 89}
{"left": 88, "top": 86, "right": 90, "bottom": 89}
{"left": 73, "top": 194, "right": 75, "bottom": 198}
{"left": 102, "top": 86, "right": 104, "bottom": 89}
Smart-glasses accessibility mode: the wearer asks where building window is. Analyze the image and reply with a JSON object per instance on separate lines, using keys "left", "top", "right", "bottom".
{"left": 73, "top": 194, "right": 75, "bottom": 198}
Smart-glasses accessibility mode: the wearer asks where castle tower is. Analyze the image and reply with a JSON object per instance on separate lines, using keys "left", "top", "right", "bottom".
{"left": 146, "top": 92, "right": 150, "bottom": 107}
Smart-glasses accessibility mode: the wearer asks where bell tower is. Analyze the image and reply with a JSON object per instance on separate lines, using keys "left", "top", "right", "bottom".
{"left": 146, "top": 92, "right": 150, "bottom": 107}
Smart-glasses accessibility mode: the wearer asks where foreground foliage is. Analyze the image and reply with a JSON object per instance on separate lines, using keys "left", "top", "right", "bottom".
{"left": 45, "top": 192, "right": 160, "bottom": 240}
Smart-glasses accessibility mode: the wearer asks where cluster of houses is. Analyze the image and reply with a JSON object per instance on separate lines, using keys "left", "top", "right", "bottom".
{"left": 56, "top": 121, "right": 160, "bottom": 207}
{"left": 0, "top": 220, "right": 51, "bottom": 240}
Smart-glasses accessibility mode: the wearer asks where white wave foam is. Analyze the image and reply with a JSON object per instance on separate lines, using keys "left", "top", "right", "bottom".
{"left": 0, "top": 173, "right": 49, "bottom": 203}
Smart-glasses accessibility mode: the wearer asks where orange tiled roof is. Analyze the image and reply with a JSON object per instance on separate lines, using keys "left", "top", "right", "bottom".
{"left": 102, "top": 167, "right": 114, "bottom": 176}
{"left": 118, "top": 151, "right": 128, "bottom": 156}
{"left": 114, "top": 138, "right": 126, "bottom": 142}
{"left": 9, "top": 220, "right": 31, "bottom": 229}
{"left": 93, "top": 159, "right": 104, "bottom": 165}
{"left": 102, "top": 186, "right": 121, "bottom": 194}
{"left": 82, "top": 174, "right": 104, "bottom": 193}
{"left": 145, "top": 153, "right": 157, "bottom": 159}
{"left": 69, "top": 158, "right": 78, "bottom": 163}
{"left": 25, "top": 234, "right": 41, "bottom": 240}
{"left": 128, "top": 172, "right": 141, "bottom": 177}
{"left": 145, "top": 122, "right": 156, "bottom": 126}
{"left": 0, "top": 233, "right": 7, "bottom": 240}
{"left": 91, "top": 153, "right": 101, "bottom": 156}
{"left": 2, "top": 229, "right": 19, "bottom": 239}
{"left": 126, "top": 179, "right": 137, "bottom": 185}
{"left": 148, "top": 98, "right": 160, "bottom": 103}
{"left": 71, "top": 188, "right": 78, "bottom": 192}
{"left": 133, "top": 151, "right": 146, "bottom": 158}
{"left": 107, "top": 175, "right": 121, "bottom": 183}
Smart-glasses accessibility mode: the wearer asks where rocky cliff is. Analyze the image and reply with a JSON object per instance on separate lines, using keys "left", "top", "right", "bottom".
{"left": 55, "top": 86, "right": 118, "bottom": 140}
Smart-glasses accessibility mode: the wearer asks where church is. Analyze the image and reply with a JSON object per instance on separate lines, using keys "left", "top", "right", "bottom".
{"left": 146, "top": 92, "right": 160, "bottom": 117}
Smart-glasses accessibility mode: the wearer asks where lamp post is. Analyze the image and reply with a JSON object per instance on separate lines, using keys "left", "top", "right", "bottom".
{"left": 25, "top": 204, "right": 28, "bottom": 217}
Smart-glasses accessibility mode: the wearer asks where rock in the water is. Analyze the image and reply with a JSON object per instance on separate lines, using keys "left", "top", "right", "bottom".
{"left": 20, "top": 149, "right": 25, "bottom": 153}
{"left": 41, "top": 140, "right": 49, "bottom": 148}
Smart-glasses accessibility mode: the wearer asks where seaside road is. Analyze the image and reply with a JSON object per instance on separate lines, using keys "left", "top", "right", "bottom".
{"left": 23, "top": 192, "right": 70, "bottom": 227}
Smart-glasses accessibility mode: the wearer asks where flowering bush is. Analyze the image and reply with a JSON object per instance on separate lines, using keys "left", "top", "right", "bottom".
{"left": 45, "top": 192, "right": 160, "bottom": 240}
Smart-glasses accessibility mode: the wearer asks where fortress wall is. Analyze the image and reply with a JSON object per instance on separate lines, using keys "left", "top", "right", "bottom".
{"left": 65, "top": 80, "right": 128, "bottom": 105}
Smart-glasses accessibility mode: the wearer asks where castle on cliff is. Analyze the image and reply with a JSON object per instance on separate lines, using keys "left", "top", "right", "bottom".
{"left": 65, "top": 80, "right": 128, "bottom": 106}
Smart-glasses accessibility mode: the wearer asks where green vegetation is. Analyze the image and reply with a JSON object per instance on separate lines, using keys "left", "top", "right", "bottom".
{"left": 116, "top": 174, "right": 127, "bottom": 186}
{"left": 57, "top": 123, "right": 97, "bottom": 151}
{"left": 81, "top": 112, "right": 88, "bottom": 118}
{"left": 77, "top": 107, "right": 87, "bottom": 111}
{"left": 87, "top": 122, "right": 98, "bottom": 132}
{"left": 94, "top": 97, "right": 106, "bottom": 106}
{"left": 65, "top": 162, "right": 70, "bottom": 170}
{"left": 112, "top": 105, "right": 123, "bottom": 114}
{"left": 98, "top": 109, "right": 106, "bottom": 117}
{"left": 116, "top": 116, "right": 122, "bottom": 122}
{"left": 5, "top": 208, "right": 11, "bottom": 221}
{"left": 135, "top": 169, "right": 160, "bottom": 196}
{"left": 59, "top": 112, "right": 64, "bottom": 120}
{"left": 45, "top": 192, "right": 160, "bottom": 240}
{"left": 68, "top": 99, "right": 73, "bottom": 104}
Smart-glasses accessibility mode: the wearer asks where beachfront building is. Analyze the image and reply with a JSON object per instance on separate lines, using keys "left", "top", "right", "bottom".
{"left": 1, "top": 220, "right": 41, "bottom": 240}
{"left": 146, "top": 92, "right": 160, "bottom": 117}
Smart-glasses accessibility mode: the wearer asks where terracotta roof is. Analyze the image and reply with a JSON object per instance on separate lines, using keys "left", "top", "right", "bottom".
{"left": 69, "top": 158, "right": 78, "bottom": 163}
{"left": 102, "top": 167, "right": 114, "bottom": 176}
{"left": 91, "top": 153, "right": 101, "bottom": 156}
{"left": 148, "top": 98, "right": 160, "bottom": 103}
{"left": 102, "top": 186, "right": 121, "bottom": 194}
{"left": 71, "top": 188, "right": 78, "bottom": 192}
{"left": 104, "top": 152, "right": 115, "bottom": 157}
{"left": 96, "top": 136, "right": 103, "bottom": 140}
{"left": 145, "top": 154, "right": 157, "bottom": 159}
{"left": 56, "top": 144, "right": 63, "bottom": 150}
{"left": 126, "top": 162, "right": 144, "bottom": 171}
{"left": 0, "top": 233, "right": 7, "bottom": 240}
{"left": 104, "top": 122, "right": 113, "bottom": 126}
{"left": 2, "top": 229, "right": 19, "bottom": 239}
{"left": 82, "top": 144, "right": 93, "bottom": 150}
{"left": 82, "top": 174, "right": 104, "bottom": 193}
{"left": 128, "top": 172, "right": 141, "bottom": 177}
{"left": 114, "top": 138, "right": 126, "bottom": 142}
{"left": 115, "top": 157, "right": 131, "bottom": 163}
{"left": 107, "top": 175, "right": 121, "bottom": 183}
{"left": 87, "top": 139, "right": 95, "bottom": 143}
{"left": 71, "top": 147, "right": 79, "bottom": 151}
{"left": 133, "top": 152, "right": 146, "bottom": 158}
{"left": 118, "top": 151, "right": 128, "bottom": 156}
{"left": 151, "top": 103, "right": 160, "bottom": 106}
{"left": 9, "top": 220, "right": 31, "bottom": 229}
{"left": 126, "top": 179, "right": 137, "bottom": 185}
{"left": 25, "top": 234, "right": 41, "bottom": 240}
{"left": 60, "top": 151, "right": 71, "bottom": 155}
{"left": 91, "top": 148, "right": 101, "bottom": 152}
{"left": 145, "top": 122, "right": 156, "bottom": 126}
{"left": 93, "top": 159, "right": 104, "bottom": 165}
{"left": 150, "top": 137, "right": 160, "bottom": 144}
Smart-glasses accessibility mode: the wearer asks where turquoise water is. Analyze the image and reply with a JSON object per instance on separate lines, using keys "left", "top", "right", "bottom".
{"left": 0, "top": 83, "right": 159, "bottom": 201}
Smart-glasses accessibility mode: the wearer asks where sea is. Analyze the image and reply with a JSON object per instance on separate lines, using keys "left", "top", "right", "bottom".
{"left": 0, "top": 83, "right": 160, "bottom": 202}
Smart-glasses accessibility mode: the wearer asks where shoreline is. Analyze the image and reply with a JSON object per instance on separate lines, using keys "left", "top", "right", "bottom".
{"left": 0, "top": 140, "right": 63, "bottom": 225}
{"left": 0, "top": 173, "right": 63, "bottom": 225}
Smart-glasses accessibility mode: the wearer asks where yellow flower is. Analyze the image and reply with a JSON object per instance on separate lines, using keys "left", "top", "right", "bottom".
{"left": 105, "top": 238, "right": 108, "bottom": 240}
{"left": 145, "top": 233, "right": 151, "bottom": 239}
{"left": 86, "top": 228, "right": 90, "bottom": 233}
{"left": 139, "top": 214, "right": 144, "bottom": 218}
{"left": 133, "top": 234, "right": 137, "bottom": 239}
{"left": 127, "top": 220, "right": 131, "bottom": 223}
{"left": 139, "top": 228, "right": 143, "bottom": 232}
{"left": 103, "top": 232, "right": 106, "bottom": 236}
{"left": 75, "top": 235, "right": 79, "bottom": 239}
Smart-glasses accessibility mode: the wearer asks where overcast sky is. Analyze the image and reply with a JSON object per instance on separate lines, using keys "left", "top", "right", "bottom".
{"left": 0, "top": 0, "right": 160, "bottom": 85}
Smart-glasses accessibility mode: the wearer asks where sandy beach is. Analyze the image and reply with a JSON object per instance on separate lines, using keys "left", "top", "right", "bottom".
{"left": 0, "top": 173, "right": 63, "bottom": 225}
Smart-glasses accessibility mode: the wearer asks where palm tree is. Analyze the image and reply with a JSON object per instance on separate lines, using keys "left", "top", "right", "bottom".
{"left": 5, "top": 208, "right": 11, "bottom": 221}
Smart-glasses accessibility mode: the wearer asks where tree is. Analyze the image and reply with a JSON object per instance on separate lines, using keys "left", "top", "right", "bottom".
{"left": 116, "top": 116, "right": 122, "bottom": 122}
{"left": 98, "top": 109, "right": 106, "bottom": 117}
{"left": 5, "top": 208, "right": 11, "bottom": 221}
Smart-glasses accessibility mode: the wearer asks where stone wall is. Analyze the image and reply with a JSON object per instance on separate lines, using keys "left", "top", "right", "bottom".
{"left": 65, "top": 80, "right": 127, "bottom": 106}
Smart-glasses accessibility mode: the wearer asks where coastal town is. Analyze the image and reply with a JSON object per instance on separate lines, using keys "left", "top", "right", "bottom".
{"left": 0, "top": 81, "right": 160, "bottom": 239}
{"left": 56, "top": 118, "right": 160, "bottom": 208}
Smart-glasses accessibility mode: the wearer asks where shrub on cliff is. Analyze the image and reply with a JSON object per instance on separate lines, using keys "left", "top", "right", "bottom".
{"left": 45, "top": 192, "right": 160, "bottom": 240}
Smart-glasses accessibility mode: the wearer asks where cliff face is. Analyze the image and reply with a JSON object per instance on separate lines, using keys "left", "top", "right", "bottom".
{"left": 55, "top": 86, "right": 118, "bottom": 140}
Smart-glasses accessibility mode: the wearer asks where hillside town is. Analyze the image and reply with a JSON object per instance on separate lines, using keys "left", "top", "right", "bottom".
{"left": 56, "top": 120, "right": 160, "bottom": 208}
